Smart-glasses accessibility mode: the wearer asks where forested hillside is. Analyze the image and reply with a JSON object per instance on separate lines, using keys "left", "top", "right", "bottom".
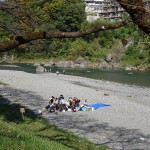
{"left": 0, "top": 0, "right": 150, "bottom": 70}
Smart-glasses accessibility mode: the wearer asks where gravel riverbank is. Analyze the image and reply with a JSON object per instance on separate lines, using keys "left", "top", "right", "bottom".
{"left": 0, "top": 70, "right": 150, "bottom": 149}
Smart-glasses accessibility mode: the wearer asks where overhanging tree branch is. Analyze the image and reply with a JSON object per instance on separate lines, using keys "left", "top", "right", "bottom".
{"left": 0, "top": 20, "right": 131, "bottom": 52}
{"left": 1, "top": 1, "right": 150, "bottom": 34}
{"left": 116, "top": 0, "right": 150, "bottom": 34}
{"left": 0, "top": 1, "right": 149, "bottom": 53}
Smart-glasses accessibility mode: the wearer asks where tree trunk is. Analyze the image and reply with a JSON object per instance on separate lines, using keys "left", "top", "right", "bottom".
{"left": 117, "top": 0, "right": 150, "bottom": 34}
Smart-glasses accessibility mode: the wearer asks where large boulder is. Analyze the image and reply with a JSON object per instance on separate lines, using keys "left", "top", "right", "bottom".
{"left": 74, "top": 57, "right": 88, "bottom": 68}
{"left": 36, "top": 65, "right": 45, "bottom": 73}
{"left": 57, "top": 61, "right": 74, "bottom": 68}
{"left": 64, "top": 61, "right": 74, "bottom": 68}
{"left": 2, "top": 55, "right": 16, "bottom": 61}
{"left": 33, "top": 62, "right": 40, "bottom": 66}
{"left": 125, "top": 67, "right": 132, "bottom": 71}
{"left": 99, "top": 61, "right": 109, "bottom": 69}
{"left": 79, "top": 64, "right": 86, "bottom": 68}
{"left": 105, "top": 53, "right": 113, "bottom": 62}
{"left": 49, "top": 60, "right": 57, "bottom": 67}
{"left": 43, "top": 63, "right": 50, "bottom": 67}
{"left": 75, "top": 57, "right": 85, "bottom": 64}
{"left": 74, "top": 63, "right": 87, "bottom": 68}
{"left": 57, "top": 61, "right": 66, "bottom": 67}
{"left": 112, "top": 63, "right": 119, "bottom": 69}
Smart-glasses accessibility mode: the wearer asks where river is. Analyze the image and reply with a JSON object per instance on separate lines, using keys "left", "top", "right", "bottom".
{"left": 0, "top": 62, "right": 150, "bottom": 88}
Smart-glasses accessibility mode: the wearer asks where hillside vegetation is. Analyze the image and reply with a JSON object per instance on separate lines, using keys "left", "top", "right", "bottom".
{"left": 0, "top": 0, "right": 150, "bottom": 69}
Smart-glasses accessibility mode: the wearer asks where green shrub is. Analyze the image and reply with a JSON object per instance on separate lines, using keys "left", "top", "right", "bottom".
{"left": 68, "top": 38, "right": 93, "bottom": 57}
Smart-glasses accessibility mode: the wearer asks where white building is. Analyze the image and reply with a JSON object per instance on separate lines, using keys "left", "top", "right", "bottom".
{"left": 84, "top": 0, "right": 125, "bottom": 22}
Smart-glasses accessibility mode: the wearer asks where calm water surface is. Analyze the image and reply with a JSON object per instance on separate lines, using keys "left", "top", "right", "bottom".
{"left": 0, "top": 63, "right": 150, "bottom": 88}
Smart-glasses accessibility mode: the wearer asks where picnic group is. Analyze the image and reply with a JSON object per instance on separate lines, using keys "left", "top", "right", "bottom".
{"left": 43, "top": 94, "right": 94, "bottom": 113}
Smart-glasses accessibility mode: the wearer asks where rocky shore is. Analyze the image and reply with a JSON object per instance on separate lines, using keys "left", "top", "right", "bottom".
{"left": 34, "top": 58, "right": 150, "bottom": 72}
{"left": 0, "top": 70, "right": 150, "bottom": 149}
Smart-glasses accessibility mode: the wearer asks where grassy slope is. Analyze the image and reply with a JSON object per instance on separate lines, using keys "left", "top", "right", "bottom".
{"left": 0, "top": 102, "right": 107, "bottom": 150}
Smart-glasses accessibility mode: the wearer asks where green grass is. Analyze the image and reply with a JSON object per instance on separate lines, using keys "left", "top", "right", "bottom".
{"left": 0, "top": 102, "right": 107, "bottom": 150}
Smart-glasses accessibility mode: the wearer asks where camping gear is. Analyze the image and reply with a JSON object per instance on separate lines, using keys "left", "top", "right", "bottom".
{"left": 87, "top": 103, "right": 111, "bottom": 110}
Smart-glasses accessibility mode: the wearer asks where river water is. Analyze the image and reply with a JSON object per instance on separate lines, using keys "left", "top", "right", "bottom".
{"left": 0, "top": 62, "right": 150, "bottom": 88}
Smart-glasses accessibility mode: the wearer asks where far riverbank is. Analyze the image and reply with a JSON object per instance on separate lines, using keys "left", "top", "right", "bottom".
{"left": 0, "top": 62, "right": 150, "bottom": 87}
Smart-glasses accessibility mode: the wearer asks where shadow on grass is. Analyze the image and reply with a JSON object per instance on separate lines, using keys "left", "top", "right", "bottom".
{"left": 38, "top": 134, "right": 82, "bottom": 150}
{"left": 0, "top": 103, "right": 37, "bottom": 123}
{"left": 0, "top": 87, "right": 45, "bottom": 123}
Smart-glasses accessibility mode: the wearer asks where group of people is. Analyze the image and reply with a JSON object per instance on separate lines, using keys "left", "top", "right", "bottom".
{"left": 44, "top": 95, "right": 92, "bottom": 113}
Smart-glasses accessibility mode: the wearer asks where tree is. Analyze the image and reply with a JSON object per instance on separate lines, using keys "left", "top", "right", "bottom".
{"left": 117, "top": 0, "right": 150, "bottom": 35}
{"left": 0, "top": 0, "right": 149, "bottom": 53}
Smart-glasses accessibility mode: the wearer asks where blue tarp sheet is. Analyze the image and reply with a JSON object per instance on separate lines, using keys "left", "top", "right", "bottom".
{"left": 87, "top": 103, "right": 111, "bottom": 110}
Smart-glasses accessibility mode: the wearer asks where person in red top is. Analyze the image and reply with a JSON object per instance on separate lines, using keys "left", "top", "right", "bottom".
{"left": 73, "top": 97, "right": 77, "bottom": 103}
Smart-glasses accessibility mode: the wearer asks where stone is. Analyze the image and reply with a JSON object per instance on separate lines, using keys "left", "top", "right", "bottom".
{"left": 112, "top": 63, "right": 119, "bottom": 69}
{"left": 49, "top": 60, "right": 57, "bottom": 67}
{"left": 64, "top": 61, "right": 74, "bottom": 68}
{"left": 105, "top": 53, "right": 112, "bottom": 62}
{"left": 57, "top": 61, "right": 65, "bottom": 67}
{"left": 125, "top": 67, "right": 132, "bottom": 71}
{"left": 99, "top": 61, "right": 109, "bottom": 69}
{"left": 44, "top": 64, "right": 50, "bottom": 67}
{"left": 75, "top": 57, "right": 85, "bottom": 64}
{"left": 36, "top": 65, "right": 45, "bottom": 73}
{"left": 104, "top": 93, "right": 109, "bottom": 96}
{"left": 33, "top": 62, "right": 40, "bottom": 66}
{"left": 79, "top": 64, "right": 86, "bottom": 68}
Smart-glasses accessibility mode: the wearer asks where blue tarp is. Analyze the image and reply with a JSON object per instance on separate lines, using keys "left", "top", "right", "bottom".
{"left": 87, "top": 103, "right": 111, "bottom": 110}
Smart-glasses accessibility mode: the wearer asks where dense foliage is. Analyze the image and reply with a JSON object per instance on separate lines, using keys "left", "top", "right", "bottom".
{"left": 0, "top": 0, "right": 150, "bottom": 68}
